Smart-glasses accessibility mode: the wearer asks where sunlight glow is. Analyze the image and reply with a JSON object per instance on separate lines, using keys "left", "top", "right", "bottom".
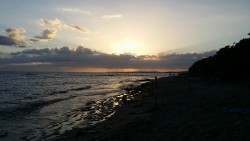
{"left": 111, "top": 39, "right": 142, "bottom": 55}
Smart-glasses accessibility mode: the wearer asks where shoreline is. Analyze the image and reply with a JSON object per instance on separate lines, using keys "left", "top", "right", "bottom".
{"left": 55, "top": 74, "right": 250, "bottom": 141}
{"left": 54, "top": 79, "right": 152, "bottom": 141}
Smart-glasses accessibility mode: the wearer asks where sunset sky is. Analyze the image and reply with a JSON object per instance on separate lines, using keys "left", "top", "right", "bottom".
{"left": 0, "top": 0, "right": 250, "bottom": 72}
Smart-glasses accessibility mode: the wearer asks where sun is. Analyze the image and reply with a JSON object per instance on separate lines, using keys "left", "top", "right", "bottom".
{"left": 111, "top": 39, "right": 142, "bottom": 55}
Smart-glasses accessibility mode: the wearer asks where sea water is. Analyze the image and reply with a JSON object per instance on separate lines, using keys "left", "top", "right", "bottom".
{"left": 0, "top": 72, "right": 167, "bottom": 141}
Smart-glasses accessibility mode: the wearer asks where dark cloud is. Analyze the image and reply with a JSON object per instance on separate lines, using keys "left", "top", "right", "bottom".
{"left": 0, "top": 46, "right": 216, "bottom": 71}
{"left": 0, "top": 35, "right": 26, "bottom": 47}
{"left": 29, "top": 38, "right": 40, "bottom": 42}
{"left": 0, "top": 35, "right": 18, "bottom": 46}
{"left": 0, "top": 28, "right": 27, "bottom": 47}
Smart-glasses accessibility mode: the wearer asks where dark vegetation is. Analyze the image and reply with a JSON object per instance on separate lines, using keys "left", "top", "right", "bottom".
{"left": 189, "top": 33, "right": 250, "bottom": 82}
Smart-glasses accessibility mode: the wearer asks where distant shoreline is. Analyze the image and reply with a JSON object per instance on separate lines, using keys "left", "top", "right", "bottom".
{"left": 0, "top": 71, "right": 185, "bottom": 74}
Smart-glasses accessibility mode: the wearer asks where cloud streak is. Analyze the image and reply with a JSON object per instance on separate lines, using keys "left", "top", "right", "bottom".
{"left": 58, "top": 8, "right": 90, "bottom": 15}
{"left": 102, "top": 14, "right": 123, "bottom": 19}
{"left": 64, "top": 24, "right": 88, "bottom": 32}
{"left": 0, "top": 46, "right": 216, "bottom": 72}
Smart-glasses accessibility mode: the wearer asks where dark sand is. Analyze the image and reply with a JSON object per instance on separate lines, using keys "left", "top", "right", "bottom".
{"left": 56, "top": 75, "right": 250, "bottom": 141}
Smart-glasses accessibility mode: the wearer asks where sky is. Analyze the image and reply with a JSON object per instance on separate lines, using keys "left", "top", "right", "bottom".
{"left": 0, "top": 0, "right": 250, "bottom": 72}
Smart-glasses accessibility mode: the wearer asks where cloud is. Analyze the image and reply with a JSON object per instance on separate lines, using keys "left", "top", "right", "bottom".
{"left": 0, "top": 35, "right": 19, "bottom": 46}
{"left": 102, "top": 14, "right": 123, "bottom": 19}
{"left": 39, "top": 18, "right": 64, "bottom": 29}
{"left": 29, "top": 38, "right": 40, "bottom": 42}
{"left": 0, "top": 28, "right": 27, "bottom": 47}
{"left": 0, "top": 46, "right": 216, "bottom": 71}
{"left": 34, "top": 29, "right": 57, "bottom": 41}
{"left": 58, "top": 8, "right": 90, "bottom": 15}
{"left": 5, "top": 28, "right": 26, "bottom": 41}
{"left": 31, "top": 18, "right": 88, "bottom": 42}
{"left": 38, "top": 18, "right": 88, "bottom": 32}
{"left": 64, "top": 24, "right": 88, "bottom": 32}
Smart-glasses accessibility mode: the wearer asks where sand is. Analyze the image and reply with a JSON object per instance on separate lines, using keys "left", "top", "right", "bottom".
{"left": 55, "top": 74, "right": 250, "bottom": 141}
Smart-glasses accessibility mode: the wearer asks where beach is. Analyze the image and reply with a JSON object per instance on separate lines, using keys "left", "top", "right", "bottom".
{"left": 55, "top": 74, "right": 250, "bottom": 141}
{"left": 0, "top": 72, "right": 166, "bottom": 141}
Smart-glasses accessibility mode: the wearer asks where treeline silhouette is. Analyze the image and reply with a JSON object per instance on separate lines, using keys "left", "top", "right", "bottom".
{"left": 189, "top": 33, "right": 250, "bottom": 81}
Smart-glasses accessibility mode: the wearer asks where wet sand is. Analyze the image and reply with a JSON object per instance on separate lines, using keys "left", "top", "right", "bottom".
{"left": 56, "top": 74, "right": 250, "bottom": 141}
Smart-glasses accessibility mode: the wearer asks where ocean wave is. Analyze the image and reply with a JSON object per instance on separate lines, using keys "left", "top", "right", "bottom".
{"left": 72, "top": 86, "right": 91, "bottom": 91}
{"left": 0, "top": 96, "right": 76, "bottom": 120}
{"left": 49, "top": 86, "right": 91, "bottom": 95}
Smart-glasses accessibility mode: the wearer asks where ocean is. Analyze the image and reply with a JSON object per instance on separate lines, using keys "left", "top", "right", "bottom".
{"left": 0, "top": 72, "right": 167, "bottom": 141}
